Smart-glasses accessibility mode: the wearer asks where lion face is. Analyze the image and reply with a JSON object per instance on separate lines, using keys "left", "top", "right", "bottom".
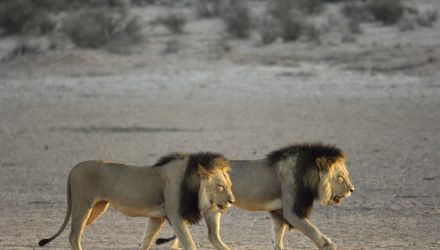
{"left": 318, "top": 158, "right": 354, "bottom": 206}
{"left": 199, "top": 166, "right": 235, "bottom": 213}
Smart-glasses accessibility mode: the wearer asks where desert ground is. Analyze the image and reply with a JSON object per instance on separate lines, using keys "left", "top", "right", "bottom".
{"left": 1, "top": 0, "right": 440, "bottom": 249}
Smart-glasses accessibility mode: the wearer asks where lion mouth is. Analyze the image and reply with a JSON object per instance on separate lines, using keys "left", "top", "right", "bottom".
{"left": 332, "top": 195, "right": 344, "bottom": 204}
{"left": 216, "top": 203, "right": 231, "bottom": 212}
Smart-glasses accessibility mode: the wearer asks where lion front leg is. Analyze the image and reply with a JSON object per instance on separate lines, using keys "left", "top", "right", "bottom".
{"left": 167, "top": 215, "right": 197, "bottom": 250}
{"left": 139, "top": 217, "right": 166, "bottom": 250}
{"left": 203, "top": 210, "right": 231, "bottom": 250}
{"left": 281, "top": 192, "right": 336, "bottom": 249}
{"left": 283, "top": 211, "right": 336, "bottom": 249}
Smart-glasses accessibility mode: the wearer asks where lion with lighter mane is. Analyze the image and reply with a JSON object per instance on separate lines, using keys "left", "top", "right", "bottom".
{"left": 158, "top": 143, "right": 354, "bottom": 250}
{"left": 38, "top": 152, "right": 235, "bottom": 250}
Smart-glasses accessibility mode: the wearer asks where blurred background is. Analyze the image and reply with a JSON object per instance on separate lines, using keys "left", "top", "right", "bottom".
{"left": 0, "top": 0, "right": 439, "bottom": 249}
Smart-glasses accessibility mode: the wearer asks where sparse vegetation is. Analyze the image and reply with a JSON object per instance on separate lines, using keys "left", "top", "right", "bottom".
{"left": 156, "top": 12, "right": 187, "bottom": 34}
{"left": 223, "top": 1, "right": 253, "bottom": 39}
{"left": 64, "top": 8, "right": 142, "bottom": 49}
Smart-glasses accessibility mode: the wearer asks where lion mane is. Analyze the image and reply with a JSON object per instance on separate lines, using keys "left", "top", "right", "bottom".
{"left": 154, "top": 152, "right": 229, "bottom": 224}
{"left": 267, "top": 143, "right": 345, "bottom": 219}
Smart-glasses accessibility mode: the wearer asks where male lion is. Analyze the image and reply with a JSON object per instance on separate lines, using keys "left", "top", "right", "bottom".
{"left": 158, "top": 143, "right": 354, "bottom": 250}
{"left": 38, "top": 152, "right": 235, "bottom": 250}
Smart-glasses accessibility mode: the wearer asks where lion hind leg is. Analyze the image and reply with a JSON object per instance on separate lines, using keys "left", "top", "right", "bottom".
{"left": 85, "top": 201, "right": 109, "bottom": 226}
{"left": 69, "top": 202, "right": 94, "bottom": 250}
{"left": 270, "top": 211, "right": 288, "bottom": 250}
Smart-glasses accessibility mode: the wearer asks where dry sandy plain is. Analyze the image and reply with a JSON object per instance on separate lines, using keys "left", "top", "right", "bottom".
{"left": 1, "top": 1, "right": 440, "bottom": 249}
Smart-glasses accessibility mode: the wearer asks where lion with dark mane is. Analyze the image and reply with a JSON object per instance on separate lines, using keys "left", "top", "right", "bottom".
{"left": 158, "top": 143, "right": 354, "bottom": 250}
{"left": 38, "top": 152, "right": 235, "bottom": 250}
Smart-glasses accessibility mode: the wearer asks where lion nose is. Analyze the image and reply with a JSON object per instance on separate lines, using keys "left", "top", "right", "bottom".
{"left": 228, "top": 198, "right": 235, "bottom": 204}
{"left": 349, "top": 187, "right": 355, "bottom": 193}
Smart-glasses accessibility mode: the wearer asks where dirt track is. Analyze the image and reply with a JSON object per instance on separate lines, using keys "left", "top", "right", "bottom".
{"left": 1, "top": 1, "right": 440, "bottom": 250}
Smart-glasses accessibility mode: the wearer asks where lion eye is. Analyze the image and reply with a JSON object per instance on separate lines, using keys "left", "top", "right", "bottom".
{"left": 337, "top": 176, "right": 344, "bottom": 183}
{"left": 217, "top": 185, "right": 224, "bottom": 192}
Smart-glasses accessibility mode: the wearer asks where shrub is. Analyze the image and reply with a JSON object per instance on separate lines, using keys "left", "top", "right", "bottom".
{"left": 341, "top": 1, "right": 368, "bottom": 21}
{"left": 194, "top": 0, "right": 224, "bottom": 18}
{"left": 366, "top": 0, "right": 404, "bottom": 25}
{"left": 64, "top": 8, "right": 142, "bottom": 49}
{"left": 267, "top": 0, "right": 304, "bottom": 42}
{"left": 303, "top": 23, "right": 321, "bottom": 43}
{"left": 398, "top": 16, "right": 417, "bottom": 32}
{"left": 156, "top": 12, "right": 187, "bottom": 34}
{"left": 33, "top": 0, "right": 69, "bottom": 11}
{"left": 223, "top": 1, "right": 253, "bottom": 39}
{"left": 415, "top": 9, "right": 438, "bottom": 27}
{"left": 0, "top": 0, "right": 54, "bottom": 35}
{"left": 296, "top": 0, "right": 324, "bottom": 15}
{"left": 259, "top": 15, "right": 281, "bottom": 45}
{"left": 279, "top": 12, "right": 304, "bottom": 42}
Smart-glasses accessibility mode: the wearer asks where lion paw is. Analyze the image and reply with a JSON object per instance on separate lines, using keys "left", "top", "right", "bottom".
{"left": 274, "top": 247, "right": 286, "bottom": 250}
{"left": 320, "top": 242, "right": 337, "bottom": 250}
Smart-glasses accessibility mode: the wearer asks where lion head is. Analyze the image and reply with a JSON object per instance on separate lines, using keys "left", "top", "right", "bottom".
{"left": 267, "top": 143, "right": 354, "bottom": 218}
{"left": 316, "top": 156, "right": 354, "bottom": 206}
{"left": 179, "top": 152, "right": 234, "bottom": 224}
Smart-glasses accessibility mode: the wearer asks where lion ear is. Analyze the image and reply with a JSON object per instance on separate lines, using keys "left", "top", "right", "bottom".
{"left": 198, "top": 164, "right": 212, "bottom": 179}
{"left": 316, "top": 157, "right": 331, "bottom": 171}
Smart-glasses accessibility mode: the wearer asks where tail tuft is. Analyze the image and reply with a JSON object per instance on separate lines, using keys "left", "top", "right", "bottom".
{"left": 39, "top": 238, "right": 51, "bottom": 247}
{"left": 156, "top": 235, "right": 177, "bottom": 245}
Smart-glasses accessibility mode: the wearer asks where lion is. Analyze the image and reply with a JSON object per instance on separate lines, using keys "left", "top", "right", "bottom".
{"left": 38, "top": 152, "right": 235, "bottom": 250}
{"left": 157, "top": 143, "right": 354, "bottom": 250}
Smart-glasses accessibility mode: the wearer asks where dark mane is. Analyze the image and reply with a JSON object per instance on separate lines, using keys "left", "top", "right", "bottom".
{"left": 266, "top": 143, "right": 344, "bottom": 167}
{"left": 152, "top": 152, "right": 187, "bottom": 167}
{"left": 179, "top": 152, "right": 228, "bottom": 224}
{"left": 266, "top": 143, "right": 345, "bottom": 219}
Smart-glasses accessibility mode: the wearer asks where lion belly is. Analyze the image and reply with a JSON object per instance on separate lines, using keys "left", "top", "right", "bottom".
{"left": 110, "top": 202, "right": 166, "bottom": 218}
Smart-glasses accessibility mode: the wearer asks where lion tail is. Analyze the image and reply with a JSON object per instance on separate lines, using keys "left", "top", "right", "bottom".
{"left": 38, "top": 172, "right": 72, "bottom": 247}
{"left": 156, "top": 235, "right": 177, "bottom": 245}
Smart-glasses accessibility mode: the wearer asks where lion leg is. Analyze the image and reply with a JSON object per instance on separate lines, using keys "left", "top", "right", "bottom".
{"left": 281, "top": 191, "right": 336, "bottom": 249}
{"left": 69, "top": 201, "right": 94, "bottom": 250}
{"left": 203, "top": 211, "right": 230, "bottom": 250}
{"left": 269, "top": 211, "right": 288, "bottom": 250}
{"left": 139, "top": 217, "right": 166, "bottom": 250}
{"left": 85, "top": 201, "right": 109, "bottom": 227}
{"left": 171, "top": 238, "right": 180, "bottom": 249}
{"left": 167, "top": 216, "right": 197, "bottom": 250}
